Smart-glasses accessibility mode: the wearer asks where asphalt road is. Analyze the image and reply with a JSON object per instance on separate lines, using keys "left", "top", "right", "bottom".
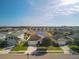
{"left": 0, "top": 53, "right": 79, "bottom": 59}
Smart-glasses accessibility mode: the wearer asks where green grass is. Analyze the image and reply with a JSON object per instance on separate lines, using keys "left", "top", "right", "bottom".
{"left": 68, "top": 45, "right": 79, "bottom": 49}
{"left": 12, "top": 41, "right": 28, "bottom": 51}
{"left": 47, "top": 46, "right": 61, "bottom": 50}
{"left": 38, "top": 45, "right": 62, "bottom": 50}
{"left": 0, "top": 48, "right": 3, "bottom": 50}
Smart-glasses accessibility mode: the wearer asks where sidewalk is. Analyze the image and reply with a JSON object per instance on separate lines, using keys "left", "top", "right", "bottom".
{"left": 60, "top": 46, "right": 71, "bottom": 54}
{"left": 0, "top": 50, "right": 10, "bottom": 54}
{"left": 0, "top": 46, "right": 14, "bottom": 54}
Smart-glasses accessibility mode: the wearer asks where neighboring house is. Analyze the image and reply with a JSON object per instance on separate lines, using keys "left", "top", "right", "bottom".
{"left": 68, "top": 33, "right": 79, "bottom": 39}
{"left": 27, "top": 34, "right": 42, "bottom": 46}
{"left": 0, "top": 33, "right": 6, "bottom": 40}
{"left": 18, "top": 33, "right": 24, "bottom": 40}
{"left": 5, "top": 34, "right": 18, "bottom": 46}
{"left": 12, "top": 31, "right": 25, "bottom": 41}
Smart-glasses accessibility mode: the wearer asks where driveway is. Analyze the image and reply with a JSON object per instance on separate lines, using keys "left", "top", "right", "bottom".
{"left": 25, "top": 46, "right": 37, "bottom": 54}
{"left": 60, "top": 46, "right": 70, "bottom": 54}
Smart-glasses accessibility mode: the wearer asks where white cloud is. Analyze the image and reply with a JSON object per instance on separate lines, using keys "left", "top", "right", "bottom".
{"left": 61, "top": 0, "right": 79, "bottom": 5}
{"left": 25, "top": 0, "right": 79, "bottom": 25}
{"left": 28, "top": 0, "right": 79, "bottom": 16}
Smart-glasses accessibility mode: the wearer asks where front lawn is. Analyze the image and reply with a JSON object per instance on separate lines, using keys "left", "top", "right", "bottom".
{"left": 68, "top": 45, "right": 79, "bottom": 48}
{"left": 0, "top": 48, "right": 3, "bottom": 50}
{"left": 38, "top": 46, "right": 62, "bottom": 50}
{"left": 12, "top": 41, "right": 28, "bottom": 51}
{"left": 47, "top": 46, "right": 61, "bottom": 50}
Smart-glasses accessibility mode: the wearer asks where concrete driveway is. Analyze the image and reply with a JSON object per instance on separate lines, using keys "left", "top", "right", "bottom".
{"left": 25, "top": 46, "right": 37, "bottom": 54}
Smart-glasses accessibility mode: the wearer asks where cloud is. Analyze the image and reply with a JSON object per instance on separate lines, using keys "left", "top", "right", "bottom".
{"left": 28, "top": 0, "right": 79, "bottom": 16}
{"left": 25, "top": 0, "right": 79, "bottom": 25}
{"left": 61, "top": 0, "right": 79, "bottom": 5}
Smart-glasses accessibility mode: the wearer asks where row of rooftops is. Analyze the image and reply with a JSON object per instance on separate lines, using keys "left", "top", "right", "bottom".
{"left": 0, "top": 27, "right": 79, "bottom": 42}
{"left": 0, "top": 26, "right": 79, "bottom": 30}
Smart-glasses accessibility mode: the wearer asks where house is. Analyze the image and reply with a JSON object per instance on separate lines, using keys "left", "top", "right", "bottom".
{"left": 0, "top": 33, "right": 6, "bottom": 40}
{"left": 12, "top": 31, "right": 25, "bottom": 41}
{"left": 27, "top": 34, "right": 42, "bottom": 46}
{"left": 5, "top": 33, "right": 19, "bottom": 46}
{"left": 68, "top": 33, "right": 79, "bottom": 39}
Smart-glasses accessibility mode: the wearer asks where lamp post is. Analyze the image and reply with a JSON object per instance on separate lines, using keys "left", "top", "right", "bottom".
{"left": 27, "top": 53, "right": 29, "bottom": 59}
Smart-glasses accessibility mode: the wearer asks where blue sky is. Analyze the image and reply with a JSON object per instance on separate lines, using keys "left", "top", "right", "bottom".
{"left": 0, "top": 0, "right": 79, "bottom": 26}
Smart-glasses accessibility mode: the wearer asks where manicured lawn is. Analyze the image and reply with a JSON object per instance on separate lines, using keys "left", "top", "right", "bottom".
{"left": 12, "top": 46, "right": 27, "bottom": 51}
{"left": 38, "top": 46, "right": 62, "bottom": 50}
{"left": 12, "top": 41, "right": 28, "bottom": 51}
{"left": 68, "top": 45, "right": 79, "bottom": 48}
{"left": 0, "top": 48, "right": 3, "bottom": 50}
{"left": 47, "top": 46, "right": 61, "bottom": 50}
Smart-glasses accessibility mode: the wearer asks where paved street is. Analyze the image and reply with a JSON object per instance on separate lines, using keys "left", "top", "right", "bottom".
{"left": 0, "top": 53, "right": 79, "bottom": 59}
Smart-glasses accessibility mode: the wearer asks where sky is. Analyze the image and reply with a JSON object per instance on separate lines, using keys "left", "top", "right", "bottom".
{"left": 0, "top": 0, "right": 79, "bottom": 26}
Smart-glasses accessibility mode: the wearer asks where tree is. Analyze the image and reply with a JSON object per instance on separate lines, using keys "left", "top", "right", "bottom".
{"left": 41, "top": 37, "right": 51, "bottom": 47}
{"left": 0, "top": 40, "right": 7, "bottom": 48}
{"left": 73, "top": 38, "right": 79, "bottom": 46}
